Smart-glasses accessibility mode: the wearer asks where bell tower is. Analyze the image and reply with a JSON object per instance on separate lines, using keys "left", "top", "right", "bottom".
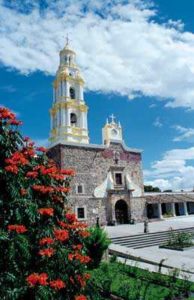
{"left": 102, "top": 114, "right": 123, "bottom": 145}
{"left": 49, "top": 40, "right": 89, "bottom": 145}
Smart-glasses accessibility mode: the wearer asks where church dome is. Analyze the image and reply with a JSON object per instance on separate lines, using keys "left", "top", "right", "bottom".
{"left": 60, "top": 44, "right": 76, "bottom": 56}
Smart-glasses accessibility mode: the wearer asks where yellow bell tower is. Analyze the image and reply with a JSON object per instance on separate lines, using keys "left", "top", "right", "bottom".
{"left": 49, "top": 40, "right": 89, "bottom": 145}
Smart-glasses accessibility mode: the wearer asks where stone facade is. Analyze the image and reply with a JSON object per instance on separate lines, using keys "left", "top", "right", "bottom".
{"left": 48, "top": 141, "right": 146, "bottom": 225}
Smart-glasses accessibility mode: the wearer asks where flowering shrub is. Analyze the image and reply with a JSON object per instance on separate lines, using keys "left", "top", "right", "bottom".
{"left": 0, "top": 107, "right": 90, "bottom": 299}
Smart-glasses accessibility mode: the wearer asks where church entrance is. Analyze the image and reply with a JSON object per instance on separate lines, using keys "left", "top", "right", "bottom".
{"left": 115, "top": 200, "right": 128, "bottom": 224}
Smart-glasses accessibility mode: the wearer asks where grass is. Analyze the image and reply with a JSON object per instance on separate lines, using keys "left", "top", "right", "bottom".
{"left": 86, "top": 261, "right": 194, "bottom": 300}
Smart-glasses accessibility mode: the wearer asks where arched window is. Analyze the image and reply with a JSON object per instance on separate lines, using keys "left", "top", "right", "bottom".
{"left": 70, "top": 87, "right": 75, "bottom": 99}
{"left": 70, "top": 113, "right": 77, "bottom": 126}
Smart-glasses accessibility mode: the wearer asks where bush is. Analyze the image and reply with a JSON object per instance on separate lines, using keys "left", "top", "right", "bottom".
{"left": 88, "top": 262, "right": 193, "bottom": 300}
{"left": 84, "top": 226, "right": 110, "bottom": 269}
{"left": 0, "top": 107, "right": 90, "bottom": 300}
{"left": 167, "top": 231, "right": 193, "bottom": 248}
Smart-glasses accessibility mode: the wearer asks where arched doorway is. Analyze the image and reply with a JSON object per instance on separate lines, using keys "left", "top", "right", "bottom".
{"left": 115, "top": 200, "right": 128, "bottom": 224}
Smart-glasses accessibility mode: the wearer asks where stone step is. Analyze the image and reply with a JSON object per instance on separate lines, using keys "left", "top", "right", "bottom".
{"left": 111, "top": 227, "right": 194, "bottom": 241}
{"left": 111, "top": 227, "right": 194, "bottom": 249}
{"left": 113, "top": 230, "right": 194, "bottom": 245}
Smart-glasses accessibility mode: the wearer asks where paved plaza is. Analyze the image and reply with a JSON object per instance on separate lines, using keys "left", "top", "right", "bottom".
{"left": 106, "top": 215, "right": 194, "bottom": 238}
{"left": 106, "top": 216, "right": 194, "bottom": 281}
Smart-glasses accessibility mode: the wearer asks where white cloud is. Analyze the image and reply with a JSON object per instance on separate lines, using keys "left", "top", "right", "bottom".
{"left": 0, "top": 1, "right": 194, "bottom": 108}
{"left": 173, "top": 125, "right": 194, "bottom": 142}
{"left": 153, "top": 117, "right": 163, "bottom": 128}
{"left": 144, "top": 147, "right": 194, "bottom": 191}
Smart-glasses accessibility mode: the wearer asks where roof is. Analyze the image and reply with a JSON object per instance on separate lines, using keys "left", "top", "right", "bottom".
{"left": 49, "top": 140, "right": 142, "bottom": 154}
{"left": 145, "top": 192, "right": 194, "bottom": 204}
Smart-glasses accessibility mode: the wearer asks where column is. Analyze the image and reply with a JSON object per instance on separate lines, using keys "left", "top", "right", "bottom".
{"left": 171, "top": 203, "right": 176, "bottom": 217}
{"left": 66, "top": 82, "right": 70, "bottom": 98}
{"left": 112, "top": 203, "right": 116, "bottom": 224}
{"left": 62, "top": 108, "right": 66, "bottom": 126}
{"left": 78, "top": 85, "right": 84, "bottom": 101}
{"left": 67, "top": 109, "right": 70, "bottom": 126}
{"left": 158, "top": 203, "right": 163, "bottom": 219}
{"left": 63, "top": 81, "right": 66, "bottom": 98}
{"left": 183, "top": 202, "right": 188, "bottom": 216}
{"left": 80, "top": 112, "right": 86, "bottom": 129}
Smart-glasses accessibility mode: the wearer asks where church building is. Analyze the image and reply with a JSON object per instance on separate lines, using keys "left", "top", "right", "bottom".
{"left": 48, "top": 42, "right": 194, "bottom": 225}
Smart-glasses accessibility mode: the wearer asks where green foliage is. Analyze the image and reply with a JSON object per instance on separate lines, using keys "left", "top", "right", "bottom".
{"left": 0, "top": 107, "right": 90, "bottom": 299}
{"left": 84, "top": 226, "right": 111, "bottom": 269}
{"left": 167, "top": 231, "right": 193, "bottom": 248}
{"left": 163, "top": 212, "right": 173, "bottom": 218}
{"left": 87, "top": 261, "right": 193, "bottom": 300}
{"left": 144, "top": 185, "right": 161, "bottom": 192}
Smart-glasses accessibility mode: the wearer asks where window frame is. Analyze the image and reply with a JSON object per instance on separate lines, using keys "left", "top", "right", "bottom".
{"left": 76, "top": 184, "right": 85, "bottom": 194}
{"left": 114, "top": 172, "right": 123, "bottom": 186}
{"left": 75, "top": 206, "right": 87, "bottom": 220}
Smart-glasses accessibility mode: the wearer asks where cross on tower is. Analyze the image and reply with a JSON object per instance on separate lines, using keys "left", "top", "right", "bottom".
{"left": 66, "top": 33, "right": 69, "bottom": 46}
{"left": 110, "top": 114, "right": 116, "bottom": 123}
{"left": 64, "top": 33, "right": 72, "bottom": 47}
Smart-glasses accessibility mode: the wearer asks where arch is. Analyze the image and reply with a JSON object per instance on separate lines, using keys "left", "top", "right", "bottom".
{"left": 115, "top": 200, "right": 128, "bottom": 224}
{"left": 70, "top": 113, "right": 77, "bottom": 126}
{"left": 70, "top": 87, "right": 76, "bottom": 99}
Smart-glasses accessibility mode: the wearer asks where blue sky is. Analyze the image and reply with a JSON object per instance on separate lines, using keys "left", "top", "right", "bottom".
{"left": 1, "top": 0, "right": 194, "bottom": 191}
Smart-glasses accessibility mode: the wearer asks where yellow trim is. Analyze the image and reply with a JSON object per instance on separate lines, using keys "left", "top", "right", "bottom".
{"left": 53, "top": 74, "right": 85, "bottom": 87}
{"left": 50, "top": 101, "right": 88, "bottom": 116}
{"left": 50, "top": 132, "right": 88, "bottom": 138}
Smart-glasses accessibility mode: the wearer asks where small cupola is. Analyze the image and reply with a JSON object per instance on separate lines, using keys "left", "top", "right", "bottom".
{"left": 102, "top": 114, "right": 123, "bottom": 145}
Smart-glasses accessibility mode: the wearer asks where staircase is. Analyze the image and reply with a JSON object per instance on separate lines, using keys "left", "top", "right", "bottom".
{"left": 111, "top": 227, "right": 194, "bottom": 249}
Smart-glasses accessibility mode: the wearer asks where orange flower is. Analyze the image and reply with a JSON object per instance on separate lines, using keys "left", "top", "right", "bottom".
{"left": 84, "top": 273, "right": 91, "bottom": 280}
{"left": 75, "top": 295, "right": 87, "bottom": 300}
{"left": 73, "top": 244, "right": 83, "bottom": 251}
{"left": 20, "top": 188, "right": 27, "bottom": 196}
{"left": 38, "top": 208, "right": 54, "bottom": 216}
{"left": 0, "top": 107, "right": 15, "bottom": 120}
{"left": 39, "top": 248, "right": 55, "bottom": 257}
{"left": 5, "top": 152, "right": 29, "bottom": 166}
{"left": 79, "top": 230, "right": 90, "bottom": 238}
{"left": 54, "top": 229, "right": 69, "bottom": 242}
{"left": 36, "top": 147, "right": 47, "bottom": 153}
{"left": 26, "top": 171, "right": 38, "bottom": 178}
{"left": 50, "top": 279, "right": 66, "bottom": 290}
{"left": 66, "top": 213, "right": 77, "bottom": 224}
{"left": 55, "top": 186, "right": 71, "bottom": 193}
{"left": 8, "top": 119, "right": 22, "bottom": 125}
{"left": 38, "top": 273, "right": 49, "bottom": 285}
{"left": 32, "top": 185, "right": 54, "bottom": 194}
{"left": 8, "top": 225, "right": 27, "bottom": 233}
{"left": 5, "top": 165, "right": 18, "bottom": 174}
{"left": 26, "top": 273, "right": 39, "bottom": 286}
{"left": 68, "top": 253, "right": 91, "bottom": 264}
{"left": 76, "top": 274, "right": 90, "bottom": 288}
{"left": 26, "top": 273, "right": 48, "bottom": 286}
{"left": 61, "top": 169, "right": 75, "bottom": 176}
{"left": 39, "top": 237, "right": 54, "bottom": 246}
{"left": 68, "top": 253, "right": 74, "bottom": 261}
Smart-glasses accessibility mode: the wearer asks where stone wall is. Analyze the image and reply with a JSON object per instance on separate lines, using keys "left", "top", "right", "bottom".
{"left": 130, "top": 197, "right": 147, "bottom": 222}
{"left": 48, "top": 141, "right": 145, "bottom": 225}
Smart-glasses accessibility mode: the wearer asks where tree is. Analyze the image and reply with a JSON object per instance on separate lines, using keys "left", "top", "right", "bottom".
{"left": 84, "top": 226, "right": 111, "bottom": 269}
{"left": 0, "top": 107, "right": 90, "bottom": 300}
{"left": 144, "top": 185, "right": 161, "bottom": 193}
